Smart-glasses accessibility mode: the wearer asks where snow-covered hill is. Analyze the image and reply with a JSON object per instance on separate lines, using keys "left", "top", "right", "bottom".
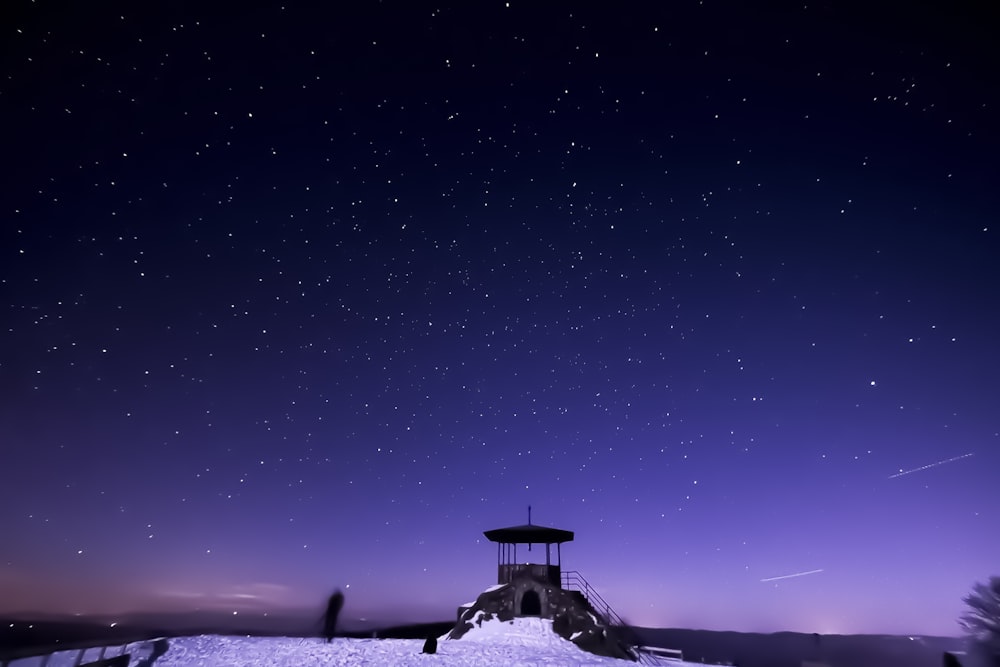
{"left": 8, "top": 617, "right": 700, "bottom": 666}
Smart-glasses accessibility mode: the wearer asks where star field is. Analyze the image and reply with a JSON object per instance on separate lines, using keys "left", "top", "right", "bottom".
{"left": 1, "top": 1, "right": 998, "bottom": 635}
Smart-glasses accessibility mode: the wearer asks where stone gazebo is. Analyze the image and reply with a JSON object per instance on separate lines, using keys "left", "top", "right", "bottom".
{"left": 447, "top": 511, "right": 637, "bottom": 661}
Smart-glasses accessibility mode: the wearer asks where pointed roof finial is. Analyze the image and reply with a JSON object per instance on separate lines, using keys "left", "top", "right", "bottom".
{"left": 528, "top": 504, "right": 532, "bottom": 525}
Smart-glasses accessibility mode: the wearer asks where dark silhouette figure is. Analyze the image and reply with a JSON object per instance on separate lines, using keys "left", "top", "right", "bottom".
{"left": 323, "top": 589, "right": 345, "bottom": 642}
{"left": 421, "top": 634, "right": 438, "bottom": 654}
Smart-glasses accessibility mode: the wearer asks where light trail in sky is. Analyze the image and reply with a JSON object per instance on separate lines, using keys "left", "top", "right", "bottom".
{"left": 888, "top": 452, "right": 974, "bottom": 479}
{"left": 760, "top": 569, "right": 824, "bottom": 583}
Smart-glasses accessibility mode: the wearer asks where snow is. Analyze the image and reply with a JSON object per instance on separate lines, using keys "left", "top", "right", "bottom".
{"left": 9, "top": 618, "right": 704, "bottom": 666}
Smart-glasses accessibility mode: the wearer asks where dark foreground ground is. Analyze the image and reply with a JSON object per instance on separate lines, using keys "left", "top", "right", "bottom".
{"left": 1, "top": 613, "right": 966, "bottom": 667}
{"left": 634, "top": 627, "right": 966, "bottom": 667}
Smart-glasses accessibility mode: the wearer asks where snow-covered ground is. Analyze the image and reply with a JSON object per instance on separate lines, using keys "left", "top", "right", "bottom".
{"left": 8, "top": 617, "right": 703, "bottom": 666}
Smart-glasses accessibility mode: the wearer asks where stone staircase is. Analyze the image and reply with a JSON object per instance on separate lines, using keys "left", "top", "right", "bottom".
{"left": 561, "top": 570, "right": 660, "bottom": 665}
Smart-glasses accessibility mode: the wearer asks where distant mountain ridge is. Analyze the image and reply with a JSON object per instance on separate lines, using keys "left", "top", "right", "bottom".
{"left": 634, "top": 627, "right": 965, "bottom": 667}
{"left": 1, "top": 610, "right": 314, "bottom": 652}
{"left": 0, "top": 611, "right": 457, "bottom": 654}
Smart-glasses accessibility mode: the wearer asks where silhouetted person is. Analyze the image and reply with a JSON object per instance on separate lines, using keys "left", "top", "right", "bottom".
{"left": 421, "top": 634, "right": 437, "bottom": 654}
{"left": 323, "top": 589, "right": 344, "bottom": 642}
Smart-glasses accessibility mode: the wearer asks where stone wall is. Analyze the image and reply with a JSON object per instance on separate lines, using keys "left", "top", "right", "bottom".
{"left": 448, "top": 571, "right": 637, "bottom": 661}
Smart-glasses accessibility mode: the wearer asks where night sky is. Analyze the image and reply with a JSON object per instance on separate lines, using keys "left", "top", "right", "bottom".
{"left": 2, "top": 1, "right": 998, "bottom": 637}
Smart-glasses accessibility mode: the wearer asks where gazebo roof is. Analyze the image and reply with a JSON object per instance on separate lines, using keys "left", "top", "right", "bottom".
{"left": 483, "top": 523, "right": 575, "bottom": 545}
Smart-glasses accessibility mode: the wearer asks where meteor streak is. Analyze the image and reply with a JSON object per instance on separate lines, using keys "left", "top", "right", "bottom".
{"left": 760, "top": 568, "right": 824, "bottom": 582}
{"left": 888, "top": 452, "right": 974, "bottom": 479}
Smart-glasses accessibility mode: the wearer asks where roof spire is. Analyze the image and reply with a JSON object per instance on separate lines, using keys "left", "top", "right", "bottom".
{"left": 528, "top": 504, "right": 532, "bottom": 525}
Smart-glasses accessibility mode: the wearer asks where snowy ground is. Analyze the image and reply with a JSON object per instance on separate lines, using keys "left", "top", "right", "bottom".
{"left": 8, "top": 617, "right": 703, "bottom": 666}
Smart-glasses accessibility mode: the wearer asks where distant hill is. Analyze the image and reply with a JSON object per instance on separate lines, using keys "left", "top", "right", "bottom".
{"left": 362, "top": 620, "right": 454, "bottom": 639}
{"left": 0, "top": 610, "right": 315, "bottom": 653}
{"left": 634, "top": 627, "right": 966, "bottom": 667}
{"left": 1, "top": 616, "right": 145, "bottom": 652}
{"left": 0, "top": 611, "right": 454, "bottom": 655}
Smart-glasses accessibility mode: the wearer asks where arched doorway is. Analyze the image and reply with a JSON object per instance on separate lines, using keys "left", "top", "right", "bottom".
{"left": 520, "top": 590, "right": 541, "bottom": 616}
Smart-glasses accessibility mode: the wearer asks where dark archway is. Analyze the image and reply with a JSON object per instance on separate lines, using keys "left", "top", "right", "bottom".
{"left": 520, "top": 590, "right": 541, "bottom": 616}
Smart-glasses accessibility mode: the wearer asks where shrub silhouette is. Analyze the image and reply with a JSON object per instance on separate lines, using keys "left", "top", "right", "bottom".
{"left": 960, "top": 577, "right": 1000, "bottom": 666}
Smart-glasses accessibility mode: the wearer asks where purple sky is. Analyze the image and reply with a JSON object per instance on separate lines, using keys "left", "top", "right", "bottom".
{"left": 2, "top": 1, "right": 997, "bottom": 636}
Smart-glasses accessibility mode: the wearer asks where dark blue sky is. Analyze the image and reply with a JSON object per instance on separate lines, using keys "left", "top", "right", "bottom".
{"left": 2, "top": 1, "right": 997, "bottom": 635}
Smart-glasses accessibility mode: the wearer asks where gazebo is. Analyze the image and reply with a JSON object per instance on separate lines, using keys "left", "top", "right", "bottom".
{"left": 447, "top": 509, "right": 639, "bottom": 661}
{"left": 483, "top": 507, "right": 574, "bottom": 588}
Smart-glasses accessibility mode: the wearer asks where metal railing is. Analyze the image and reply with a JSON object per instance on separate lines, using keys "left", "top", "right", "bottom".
{"left": 561, "top": 570, "right": 659, "bottom": 665}
{"left": 1, "top": 636, "right": 167, "bottom": 667}
{"left": 0, "top": 641, "right": 129, "bottom": 667}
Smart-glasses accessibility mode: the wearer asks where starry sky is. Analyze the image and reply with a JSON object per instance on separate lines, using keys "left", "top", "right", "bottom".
{"left": 2, "top": 1, "right": 998, "bottom": 637}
